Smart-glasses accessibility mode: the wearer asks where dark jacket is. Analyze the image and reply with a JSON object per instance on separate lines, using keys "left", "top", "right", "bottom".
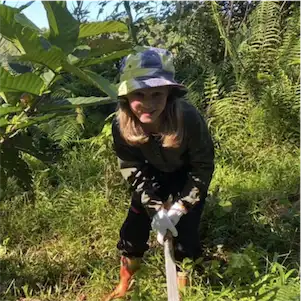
{"left": 112, "top": 100, "right": 215, "bottom": 218}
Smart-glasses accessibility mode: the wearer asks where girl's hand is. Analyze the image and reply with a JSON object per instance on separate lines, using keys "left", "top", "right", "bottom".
{"left": 151, "top": 209, "right": 178, "bottom": 245}
{"left": 167, "top": 202, "right": 187, "bottom": 226}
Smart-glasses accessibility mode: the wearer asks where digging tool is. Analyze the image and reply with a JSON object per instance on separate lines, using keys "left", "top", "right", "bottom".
{"left": 164, "top": 233, "right": 180, "bottom": 301}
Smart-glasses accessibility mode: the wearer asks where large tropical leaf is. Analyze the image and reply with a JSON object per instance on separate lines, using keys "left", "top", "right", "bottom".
{"left": 72, "top": 39, "right": 132, "bottom": 58}
{"left": 42, "top": 1, "right": 79, "bottom": 54}
{"left": 75, "top": 49, "right": 132, "bottom": 67}
{"left": 88, "top": 38, "right": 133, "bottom": 56}
{"left": 0, "top": 117, "right": 9, "bottom": 127}
{"left": 0, "top": 105, "right": 22, "bottom": 117}
{"left": 37, "top": 96, "right": 113, "bottom": 111}
{"left": 14, "top": 12, "right": 41, "bottom": 32}
{"left": 4, "top": 28, "right": 66, "bottom": 72}
{"left": 0, "top": 4, "right": 41, "bottom": 53}
{"left": 17, "top": 1, "right": 35, "bottom": 12}
{"left": 14, "top": 44, "right": 65, "bottom": 72}
{"left": 62, "top": 62, "right": 117, "bottom": 99}
{"left": 0, "top": 67, "right": 44, "bottom": 95}
{"left": 0, "top": 5, "right": 21, "bottom": 39}
{"left": 0, "top": 91, "right": 22, "bottom": 105}
{"left": 12, "top": 113, "right": 57, "bottom": 130}
{"left": 0, "top": 113, "right": 58, "bottom": 130}
{"left": 78, "top": 21, "right": 128, "bottom": 38}
{"left": 9, "top": 132, "right": 55, "bottom": 162}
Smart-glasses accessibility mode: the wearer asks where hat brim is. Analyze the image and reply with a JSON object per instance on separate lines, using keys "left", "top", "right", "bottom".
{"left": 117, "top": 77, "right": 187, "bottom": 97}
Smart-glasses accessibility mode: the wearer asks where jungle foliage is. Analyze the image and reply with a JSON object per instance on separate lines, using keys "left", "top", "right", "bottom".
{"left": 0, "top": 1, "right": 299, "bottom": 301}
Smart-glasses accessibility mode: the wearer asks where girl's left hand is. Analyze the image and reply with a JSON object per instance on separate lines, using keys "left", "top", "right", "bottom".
{"left": 151, "top": 208, "right": 178, "bottom": 245}
{"left": 167, "top": 202, "right": 187, "bottom": 226}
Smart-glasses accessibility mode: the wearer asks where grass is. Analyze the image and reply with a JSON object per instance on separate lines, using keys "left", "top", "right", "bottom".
{"left": 0, "top": 132, "right": 300, "bottom": 301}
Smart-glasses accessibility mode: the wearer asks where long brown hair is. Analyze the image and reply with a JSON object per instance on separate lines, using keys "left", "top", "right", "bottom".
{"left": 116, "top": 90, "right": 184, "bottom": 148}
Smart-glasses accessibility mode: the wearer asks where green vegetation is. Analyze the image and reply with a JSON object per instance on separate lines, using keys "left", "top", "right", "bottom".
{"left": 0, "top": 1, "right": 299, "bottom": 301}
{"left": 0, "top": 1, "right": 132, "bottom": 199}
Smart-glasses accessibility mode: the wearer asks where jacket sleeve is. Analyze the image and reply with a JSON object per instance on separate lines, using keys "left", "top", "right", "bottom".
{"left": 111, "top": 118, "right": 163, "bottom": 217}
{"left": 179, "top": 112, "right": 215, "bottom": 211}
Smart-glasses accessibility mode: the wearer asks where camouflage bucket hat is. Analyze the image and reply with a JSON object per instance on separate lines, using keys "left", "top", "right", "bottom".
{"left": 117, "top": 47, "right": 187, "bottom": 97}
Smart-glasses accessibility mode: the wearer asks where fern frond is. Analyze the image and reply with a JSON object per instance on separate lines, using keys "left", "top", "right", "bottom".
{"left": 275, "top": 279, "right": 300, "bottom": 301}
{"left": 248, "top": 1, "right": 281, "bottom": 74}
{"left": 279, "top": 4, "right": 300, "bottom": 67}
{"left": 182, "top": 2, "right": 222, "bottom": 67}
{"left": 51, "top": 88, "right": 74, "bottom": 100}
{"left": 294, "top": 84, "right": 300, "bottom": 110}
{"left": 42, "top": 116, "right": 82, "bottom": 148}
{"left": 204, "top": 71, "right": 220, "bottom": 103}
{"left": 186, "top": 24, "right": 212, "bottom": 65}
{"left": 288, "top": 42, "right": 300, "bottom": 66}
{"left": 54, "top": 189, "right": 81, "bottom": 214}
{"left": 277, "top": 4, "right": 300, "bottom": 84}
{"left": 53, "top": 119, "right": 81, "bottom": 148}
{"left": 207, "top": 86, "right": 252, "bottom": 140}
{"left": 210, "top": 1, "right": 234, "bottom": 60}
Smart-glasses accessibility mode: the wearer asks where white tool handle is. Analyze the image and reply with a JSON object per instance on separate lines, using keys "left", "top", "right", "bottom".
{"left": 164, "top": 237, "right": 180, "bottom": 301}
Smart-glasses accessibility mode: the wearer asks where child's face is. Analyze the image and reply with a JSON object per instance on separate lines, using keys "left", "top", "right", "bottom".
{"left": 127, "top": 86, "right": 169, "bottom": 125}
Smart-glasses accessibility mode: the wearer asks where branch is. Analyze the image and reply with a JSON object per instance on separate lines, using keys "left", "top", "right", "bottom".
{"left": 224, "top": 1, "right": 234, "bottom": 59}
{"left": 124, "top": 1, "right": 138, "bottom": 45}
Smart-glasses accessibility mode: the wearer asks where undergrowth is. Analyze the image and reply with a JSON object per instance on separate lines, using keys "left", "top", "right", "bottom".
{"left": 0, "top": 124, "right": 299, "bottom": 301}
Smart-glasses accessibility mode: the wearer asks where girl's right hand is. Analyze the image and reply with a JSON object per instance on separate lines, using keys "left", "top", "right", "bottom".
{"left": 151, "top": 209, "right": 178, "bottom": 245}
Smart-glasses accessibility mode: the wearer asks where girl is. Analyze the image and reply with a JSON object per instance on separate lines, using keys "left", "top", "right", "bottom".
{"left": 105, "top": 47, "right": 214, "bottom": 300}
